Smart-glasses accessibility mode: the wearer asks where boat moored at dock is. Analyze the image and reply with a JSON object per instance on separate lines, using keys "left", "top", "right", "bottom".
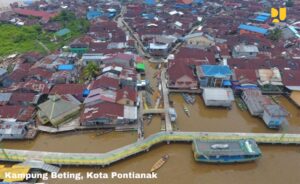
{"left": 192, "top": 139, "right": 261, "bottom": 163}
{"left": 168, "top": 108, "right": 177, "bottom": 122}
{"left": 182, "top": 93, "right": 196, "bottom": 104}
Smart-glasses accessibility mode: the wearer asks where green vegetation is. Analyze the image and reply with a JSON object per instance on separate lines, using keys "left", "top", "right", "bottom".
{"left": 83, "top": 62, "right": 100, "bottom": 81}
{"left": 0, "top": 10, "right": 89, "bottom": 57}
{"left": 268, "top": 28, "right": 282, "bottom": 41}
{"left": 0, "top": 24, "right": 46, "bottom": 56}
{"left": 53, "top": 10, "right": 89, "bottom": 37}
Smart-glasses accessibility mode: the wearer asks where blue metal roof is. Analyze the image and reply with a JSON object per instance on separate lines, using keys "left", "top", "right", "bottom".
{"left": 194, "top": 0, "right": 204, "bottom": 4}
{"left": 257, "top": 12, "right": 271, "bottom": 17}
{"left": 108, "top": 12, "right": 116, "bottom": 18}
{"left": 55, "top": 28, "right": 71, "bottom": 37}
{"left": 238, "top": 24, "right": 268, "bottom": 35}
{"left": 142, "top": 13, "right": 155, "bottom": 19}
{"left": 144, "top": 0, "right": 156, "bottom": 5}
{"left": 87, "top": 10, "right": 102, "bottom": 20}
{"left": 58, "top": 64, "right": 74, "bottom": 71}
{"left": 174, "top": 4, "right": 192, "bottom": 9}
{"left": 288, "top": 26, "right": 300, "bottom": 38}
{"left": 254, "top": 15, "right": 269, "bottom": 22}
{"left": 234, "top": 85, "right": 259, "bottom": 90}
{"left": 0, "top": 68, "right": 7, "bottom": 76}
{"left": 201, "top": 65, "right": 232, "bottom": 78}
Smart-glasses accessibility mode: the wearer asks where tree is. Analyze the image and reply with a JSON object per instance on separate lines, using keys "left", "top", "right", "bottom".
{"left": 83, "top": 62, "right": 99, "bottom": 81}
{"left": 55, "top": 10, "right": 75, "bottom": 21}
{"left": 53, "top": 10, "right": 89, "bottom": 34}
{"left": 33, "top": 25, "right": 42, "bottom": 33}
{"left": 268, "top": 28, "right": 282, "bottom": 41}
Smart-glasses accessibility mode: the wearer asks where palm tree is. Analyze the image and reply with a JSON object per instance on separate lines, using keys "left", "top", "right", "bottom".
{"left": 83, "top": 62, "right": 99, "bottom": 81}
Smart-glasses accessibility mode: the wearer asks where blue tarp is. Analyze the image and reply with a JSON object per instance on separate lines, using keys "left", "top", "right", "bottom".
{"left": 200, "top": 65, "right": 233, "bottom": 78}
{"left": 58, "top": 64, "right": 74, "bottom": 71}
{"left": 83, "top": 89, "right": 90, "bottom": 97}
{"left": 238, "top": 24, "right": 268, "bottom": 35}
{"left": 222, "top": 80, "right": 232, "bottom": 86}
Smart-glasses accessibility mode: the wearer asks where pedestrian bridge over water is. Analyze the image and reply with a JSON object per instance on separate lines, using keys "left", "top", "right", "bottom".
{"left": 1, "top": 131, "right": 300, "bottom": 167}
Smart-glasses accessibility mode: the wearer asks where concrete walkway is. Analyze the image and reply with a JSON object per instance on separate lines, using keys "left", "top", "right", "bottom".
{"left": 2, "top": 131, "right": 300, "bottom": 167}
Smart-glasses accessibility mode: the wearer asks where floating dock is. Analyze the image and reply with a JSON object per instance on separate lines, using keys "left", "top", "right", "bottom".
{"left": 192, "top": 139, "right": 261, "bottom": 163}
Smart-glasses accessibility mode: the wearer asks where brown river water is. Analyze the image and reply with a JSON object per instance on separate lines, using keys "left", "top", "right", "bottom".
{"left": 2, "top": 62, "right": 300, "bottom": 184}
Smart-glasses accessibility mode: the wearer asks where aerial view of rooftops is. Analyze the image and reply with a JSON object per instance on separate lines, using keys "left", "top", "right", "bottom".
{"left": 0, "top": 0, "right": 300, "bottom": 183}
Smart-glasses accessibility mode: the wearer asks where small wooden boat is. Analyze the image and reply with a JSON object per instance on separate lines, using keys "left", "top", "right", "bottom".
{"left": 183, "top": 105, "right": 190, "bottom": 117}
{"left": 190, "top": 95, "right": 196, "bottom": 104}
{"left": 271, "top": 95, "right": 280, "bottom": 104}
{"left": 182, "top": 93, "right": 196, "bottom": 104}
{"left": 147, "top": 115, "right": 153, "bottom": 125}
{"left": 150, "top": 154, "right": 169, "bottom": 172}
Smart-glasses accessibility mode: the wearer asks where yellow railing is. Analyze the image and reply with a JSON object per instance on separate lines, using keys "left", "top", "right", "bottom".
{"left": 1, "top": 132, "right": 300, "bottom": 166}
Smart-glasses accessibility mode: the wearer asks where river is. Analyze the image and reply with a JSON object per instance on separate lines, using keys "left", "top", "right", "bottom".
{"left": 2, "top": 62, "right": 300, "bottom": 184}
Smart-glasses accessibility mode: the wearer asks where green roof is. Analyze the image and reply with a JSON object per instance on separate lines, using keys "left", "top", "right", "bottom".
{"left": 55, "top": 28, "right": 71, "bottom": 37}
{"left": 193, "top": 139, "right": 261, "bottom": 156}
{"left": 38, "top": 95, "right": 80, "bottom": 126}
{"left": 136, "top": 63, "right": 145, "bottom": 71}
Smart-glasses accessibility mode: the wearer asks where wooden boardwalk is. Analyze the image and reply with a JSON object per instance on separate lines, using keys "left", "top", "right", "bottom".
{"left": 142, "top": 108, "right": 165, "bottom": 115}
{"left": 2, "top": 131, "right": 300, "bottom": 167}
{"left": 169, "top": 89, "right": 202, "bottom": 94}
{"left": 161, "top": 69, "right": 173, "bottom": 132}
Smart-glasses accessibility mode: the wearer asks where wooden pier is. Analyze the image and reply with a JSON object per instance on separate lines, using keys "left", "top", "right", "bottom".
{"left": 168, "top": 89, "right": 202, "bottom": 94}
{"left": 161, "top": 69, "right": 173, "bottom": 132}
{"left": 142, "top": 108, "right": 165, "bottom": 115}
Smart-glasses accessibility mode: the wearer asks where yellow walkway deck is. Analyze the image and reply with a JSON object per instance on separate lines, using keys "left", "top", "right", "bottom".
{"left": 1, "top": 132, "right": 300, "bottom": 167}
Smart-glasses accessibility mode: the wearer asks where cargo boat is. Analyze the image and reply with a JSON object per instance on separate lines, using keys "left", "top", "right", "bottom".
{"left": 192, "top": 139, "right": 261, "bottom": 163}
